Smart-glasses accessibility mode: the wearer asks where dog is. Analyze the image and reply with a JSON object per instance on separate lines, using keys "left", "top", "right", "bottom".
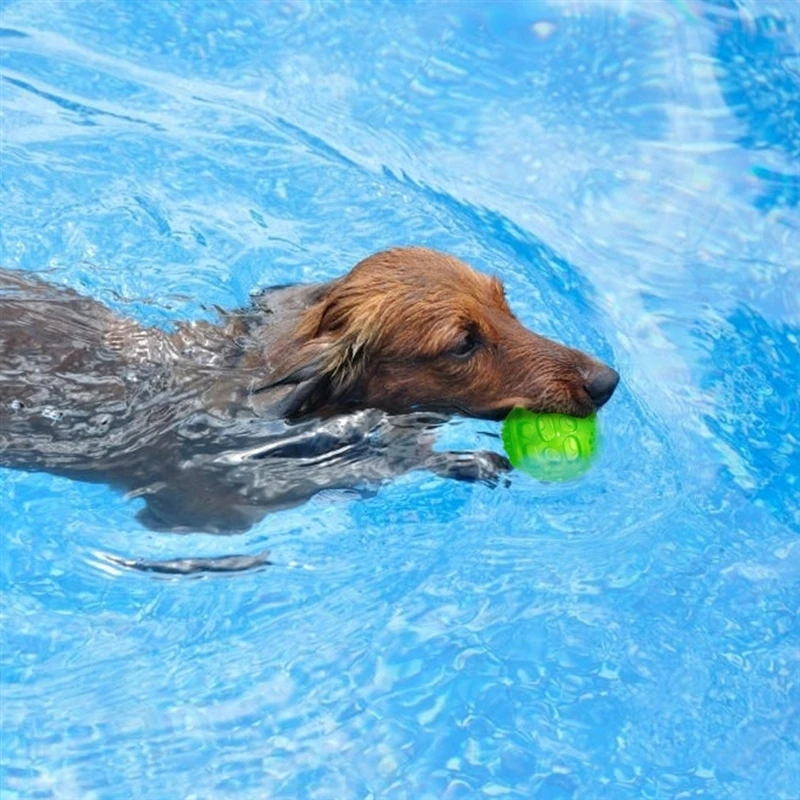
{"left": 1, "top": 247, "right": 618, "bottom": 536}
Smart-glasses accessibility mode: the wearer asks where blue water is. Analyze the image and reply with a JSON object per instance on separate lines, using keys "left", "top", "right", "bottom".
{"left": 1, "top": 0, "right": 798, "bottom": 797}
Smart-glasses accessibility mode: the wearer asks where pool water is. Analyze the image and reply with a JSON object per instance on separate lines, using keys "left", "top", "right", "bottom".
{"left": 1, "top": 0, "right": 798, "bottom": 797}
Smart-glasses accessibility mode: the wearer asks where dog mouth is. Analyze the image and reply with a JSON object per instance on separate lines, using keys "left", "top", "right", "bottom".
{"left": 470, "top": 395, "right": 599, "bottom": 420}
{"left": 405, "top": 388, "right": 608, "bottom": 421}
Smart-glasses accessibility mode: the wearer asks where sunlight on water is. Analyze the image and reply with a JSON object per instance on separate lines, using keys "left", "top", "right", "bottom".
{"left": 1, "top": 1, "right": 798, "bottom": 798}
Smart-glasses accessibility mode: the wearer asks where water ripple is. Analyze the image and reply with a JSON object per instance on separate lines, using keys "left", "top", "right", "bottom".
{"left": 1, "top": 1, "right": 799, "bottom": 798}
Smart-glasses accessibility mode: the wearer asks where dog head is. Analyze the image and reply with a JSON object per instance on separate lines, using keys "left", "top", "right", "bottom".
{"left": 267, "top": 247, "right": 619, "bottom": 420}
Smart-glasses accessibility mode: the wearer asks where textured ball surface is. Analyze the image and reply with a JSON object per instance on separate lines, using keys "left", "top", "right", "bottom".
{"left": 502, "top": 408, "right": 599, "bottom": 482}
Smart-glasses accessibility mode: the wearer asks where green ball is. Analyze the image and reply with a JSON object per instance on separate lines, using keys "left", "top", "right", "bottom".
{"left": 501, "top": 408, "right": 600, "bottom": 482}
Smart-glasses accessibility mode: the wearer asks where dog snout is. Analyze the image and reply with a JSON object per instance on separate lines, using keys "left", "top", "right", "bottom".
{"left": 584, "top": 365, "right": 619, "bottom": 409}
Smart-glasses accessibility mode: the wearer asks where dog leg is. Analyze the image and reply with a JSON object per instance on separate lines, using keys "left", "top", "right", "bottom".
{"left": 423, "top": 450, "right": 511, "bottom": 486}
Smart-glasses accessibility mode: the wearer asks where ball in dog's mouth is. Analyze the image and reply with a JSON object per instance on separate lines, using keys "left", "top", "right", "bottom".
{"left": 501, "top": 408, "right": 600, "bottom": 482}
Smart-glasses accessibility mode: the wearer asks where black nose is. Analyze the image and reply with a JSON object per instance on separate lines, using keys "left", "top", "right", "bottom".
{"left": 585, "top": 366, "right": 620, "bottom": 409}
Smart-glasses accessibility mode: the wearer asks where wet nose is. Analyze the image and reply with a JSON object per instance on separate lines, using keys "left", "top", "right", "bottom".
{"left": 585, "top": 366, "right": 620, "bottom": 409}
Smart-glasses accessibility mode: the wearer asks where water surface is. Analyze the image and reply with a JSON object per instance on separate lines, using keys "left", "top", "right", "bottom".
{"left": 1, "top": 1, "right": 798, "bottom": 798}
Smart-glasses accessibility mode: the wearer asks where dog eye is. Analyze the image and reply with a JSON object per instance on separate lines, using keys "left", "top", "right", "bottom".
{"left": 450, "top": 328, "right": 481, "bottom": 359}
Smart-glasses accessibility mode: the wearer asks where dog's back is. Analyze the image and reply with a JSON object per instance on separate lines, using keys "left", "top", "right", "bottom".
{"left": 1, "top": 270, "right": 135, "bottom": 469}
{"left": 0, "top": 270, "right": 461, "bottom": 532}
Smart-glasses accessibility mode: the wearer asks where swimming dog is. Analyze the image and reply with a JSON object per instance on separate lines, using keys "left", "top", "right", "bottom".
{"left": 0, "top": 247, "right": 618, "bottom": 534}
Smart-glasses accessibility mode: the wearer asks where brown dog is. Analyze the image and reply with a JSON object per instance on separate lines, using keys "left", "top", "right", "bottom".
{"left": 1, "top": 247, "right": 618, "bottom": 536}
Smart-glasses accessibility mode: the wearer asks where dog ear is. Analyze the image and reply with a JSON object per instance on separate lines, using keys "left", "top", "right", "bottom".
{"left": 256, "top": 334, "right": 368, "bottom": 419}
{"left": 254, "top": 282, "right": 379, "bottom": 418}
{"left": 257, "top": 341, "right": 333, "bottom": 418}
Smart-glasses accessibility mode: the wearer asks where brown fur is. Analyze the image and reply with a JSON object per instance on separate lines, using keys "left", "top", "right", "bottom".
{"left": 261, "top": 247, "right": 617, "bottom": 420}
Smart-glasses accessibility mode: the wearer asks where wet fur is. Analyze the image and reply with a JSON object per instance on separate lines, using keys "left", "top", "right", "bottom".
{"left": 0, "top": 247, "right": 617, "bottom": 535}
